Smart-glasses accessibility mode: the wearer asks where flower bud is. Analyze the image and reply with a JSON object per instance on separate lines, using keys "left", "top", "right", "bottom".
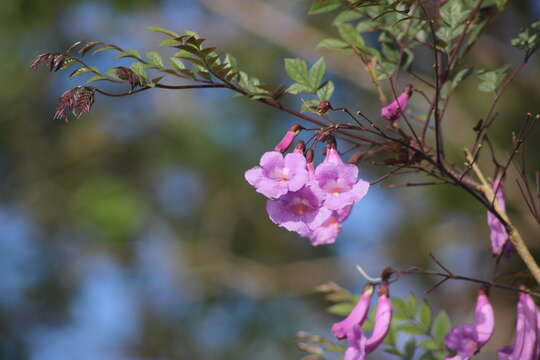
{"left": 274, "top": 124, "right": 302, "bottom": 152}
{"left": 365, "top": 282, "right": 392, "bottom": 353}
{"left": 332, "top": 283, "right": 375, "bottom": 340}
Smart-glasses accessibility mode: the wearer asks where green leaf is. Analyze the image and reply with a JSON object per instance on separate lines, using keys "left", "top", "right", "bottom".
{"left": 93, "top": 45, "right": 122, "bottom": 55}
{"left": 224, "top": 53, "right": 239, "bottom": 72}
{"left": 333, "top": 10, "right": 362, "bottom": 25}
{"left": 146, "top": 51, "right": 164, "bottom": 68}
{"left": 159, "top": 38, "right": 179, "bottom": 47}
{"left": 116, "top": 49, "right": 143, "bottom": 61}
{"left": 495, "top": 0, "right": 508, "bottom": 9}
{"left": 392, "top": 298, "right": 409, "bottom": 320}
{"left": 309, "top": 57, "right": 326, "bottom": 89}
{"left": 477, "top": 65, "right": 509, "bottom": 92}
{"left": 452, "top": 67, "right": 473, "bottom": 89}
{"left": 327, "top": 302, "right": 355, "bottom": 316}
{"left": 105, "top": 68, "right": 121, "bottom": 80}
{"left": 169, "top": 57, "right": 186, "bottom": 71}
{"left": 512, "top": 20, "right": 540, "bottom": 52}
{"left": 284, "top": 58, "right": 310, "bottom": 85}
{"left": 405, "top": 337, "right": 417, "bottom": 359}
{"left": 395, "top": 322, "right": 426, "bottom": 335}
{"left": 383, "top": 327, "right": 397, "bottom": 346}
{"left": 69, "top": 67, "right": 96, "bottom": 78}
{"left": 286, "top": 82, "right": 311, "bottom": 95}
{"left": 308, "top": 0, "right": 341, "bottom": 15}
{"left": 300, "top": 99, "right": 320, "bottom": 113}
{"left": 406, "top": 294, "right": 418, "bottom": 318}
{"left": 419, "top": 339, "right": 440, "bottom": 351}
{"left": 356, "top": 20, "right": 377, "bottom": 33}
{"left": 440, "top": 1, "right": 469, "bottom": 29}
{"left": 338, "top": 23, "right": 364, "bottom": 48}
{"left": 432, "top": 311, "right": 452, "bottom": 344}
{"left": 146, "top": 25, "right": 179, "bottom": 38}
{"left": 420, "top": 304, "right": 433, "bottom": 330}
{"left": 317, "top": 38, "right": 349, "bottom": 50}
{"left": 317, "top": 80, "right": 334, "bottom": 101}
{"left": 130, "top": 62, "right": 148, "bottom": 83}
{"left": 85, "top": 75, "right": 108, "bottom": 84}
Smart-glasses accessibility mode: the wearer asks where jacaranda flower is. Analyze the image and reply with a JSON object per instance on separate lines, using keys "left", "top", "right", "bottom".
{"left": 381, "top": 86, "right": 412, "bottom": 122}
{"left": 445, "top": 287, "right": 494, "bottom": 360}
{"left": 332, "top": 283, "right": 375, "bottom": 339}
{"left": 314, "top": 146, "right": 369, "bottom": 211}
{"left": 487, "top": 178, "right": 514, "bottom": 257}
{"left": 265, "top": 186, "right": 330, "bottom": 237}
{"left": 245, "top": 151, "right": 308, "bottom": 199}
{"left": 498, "top": 290, "right": 539, "bottom": 360}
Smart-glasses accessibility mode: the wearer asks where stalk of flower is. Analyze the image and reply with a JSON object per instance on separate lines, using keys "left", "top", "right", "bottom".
{"left": 444, "top": 286, "right": 495, "bottom": 360}
{"left": 381, "top": 85, "right": 412, "bottom": 123}
{"left": 332, "top": 283, "right": 375, "bottom": 339}
{"left": 487, "top": 177, "right": 515, "bottom": 257}
{"left": 313, "top": 144, "right": 370, "bottom": 211}
{"left": 274, "top": 124, "right": 303, "bottom": 153}
{"left": 244, "top": 149, "right": 308, "bottom": 199}
{"left": 498, "top": 288, "right": 539, "bottom": 360}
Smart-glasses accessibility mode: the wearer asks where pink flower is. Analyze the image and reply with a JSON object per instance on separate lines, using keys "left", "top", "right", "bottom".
{"left": 309, "top": 205, "right": 352, "bottom": 246}
{"left": 487, "top": 178, "right": 514, "bottom": 257}
{"left": 274, "top": 125, "right": 302, "bottom": 153}
{"left": 381, "top": 86, "right": 412, "bottom": 122}
{"left": 335, "top": 282, "right": 393, "bottom": 360}
{"left": 332, "top": 283, "right": 375, "bottom": 339}
{"left": 245, "top": 151, "right": 308, "bottom": 199}
{"left": 313, "top": 146, "right": 370, "bottom": 211}
{"left": 265, "top": 186, "right": 330, "bottom": 237}
{"left": 498, "top": 290, "right": 539, "bottom": 360}
{"left": 445, "top": 287, "right": 494, "bottom": 360}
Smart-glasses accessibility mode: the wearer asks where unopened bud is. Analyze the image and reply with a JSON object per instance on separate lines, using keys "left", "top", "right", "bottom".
{"left": 274, "top": 124, "right": 303, "bottom": 152}
{"left": 317, "top": 101, "right": 331, "bottom": 114}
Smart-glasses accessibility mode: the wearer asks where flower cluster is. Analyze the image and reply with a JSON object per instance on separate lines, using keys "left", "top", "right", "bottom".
{"left": 331, "top": 281, "right": 392, "bottom": 359}
{"left": 244, "top": 126, "right": 370, "bottom": 246}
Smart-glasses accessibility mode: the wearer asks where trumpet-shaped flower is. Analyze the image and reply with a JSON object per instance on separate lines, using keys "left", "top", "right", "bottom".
{"left": 487, "top": 179, "right": 514, "bottom": 257}
{"left": 314, "top": 147, "right": 369, "bottom": 211}
{"left": 265, "top": 186, "right": 330, "bottom": 237}
{"left": 381, "top": 87, "right": 411, "bottom": 122}
{"left": 445, "top": 287, "right": 494, "bottom": 360}
{"left": 344, "top": 325, "right": 368, "bottom": 360}
{"left": 245, "top": 151, "right": 308, "bottom": 199}
{"left": 332, "top": 283, "right": 375, "bottom": 339}
{"left": 498, "top": 291, "right": 539, "bottom": 360}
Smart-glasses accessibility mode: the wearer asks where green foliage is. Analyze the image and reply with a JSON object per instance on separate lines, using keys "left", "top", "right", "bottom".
{"left": 146, "top": 51, "right": 164, "bottom": 68}
{"left": 285, "top": 57, "right": 327, "bottom": 94}
{"left": 512, "top": 20, "right": 540, "bottom": 53}
{"left": 308, "top": 0, "right": 341, "bottom": 15}
{"left": 477, "top": 65, "right": 509, "bottom": 92}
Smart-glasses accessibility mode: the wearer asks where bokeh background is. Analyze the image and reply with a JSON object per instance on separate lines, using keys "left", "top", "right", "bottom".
{"left": 1, "top": 0, "right": 539, "bottom": 359}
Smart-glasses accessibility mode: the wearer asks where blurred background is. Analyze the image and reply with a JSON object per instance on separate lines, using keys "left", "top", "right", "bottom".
{"left": 1, "top": 0, "right": 539, "bottom": 359}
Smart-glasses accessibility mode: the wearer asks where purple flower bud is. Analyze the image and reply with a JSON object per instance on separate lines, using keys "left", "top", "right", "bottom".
{"left": 313, "top": 147, "right": 370, "bottom": 211}
{"left": 332, "top": 283, "right": 375, "bottom": 340}
{"left": 381, "top": 86, "right": 412, "bottom": 122}
{"left": 445, "top": 287, "right": 494, "bottom": 360}
{"left": 245, "top": 151, "right": 308, "bottom": 199}
{"left": 365, "top": 282, "right": 392, "bottom": 354}
{"left": 498, "top": 290, "right": 538, "bottom": 360}
{"left": 274, "top": 125, "right": 302, "bottom": 153}
{"left": 487, "top": 178, "right": 515, "bottom": 257}
{"left": 265, "top": 186, "right": 330, "bottom": 237}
